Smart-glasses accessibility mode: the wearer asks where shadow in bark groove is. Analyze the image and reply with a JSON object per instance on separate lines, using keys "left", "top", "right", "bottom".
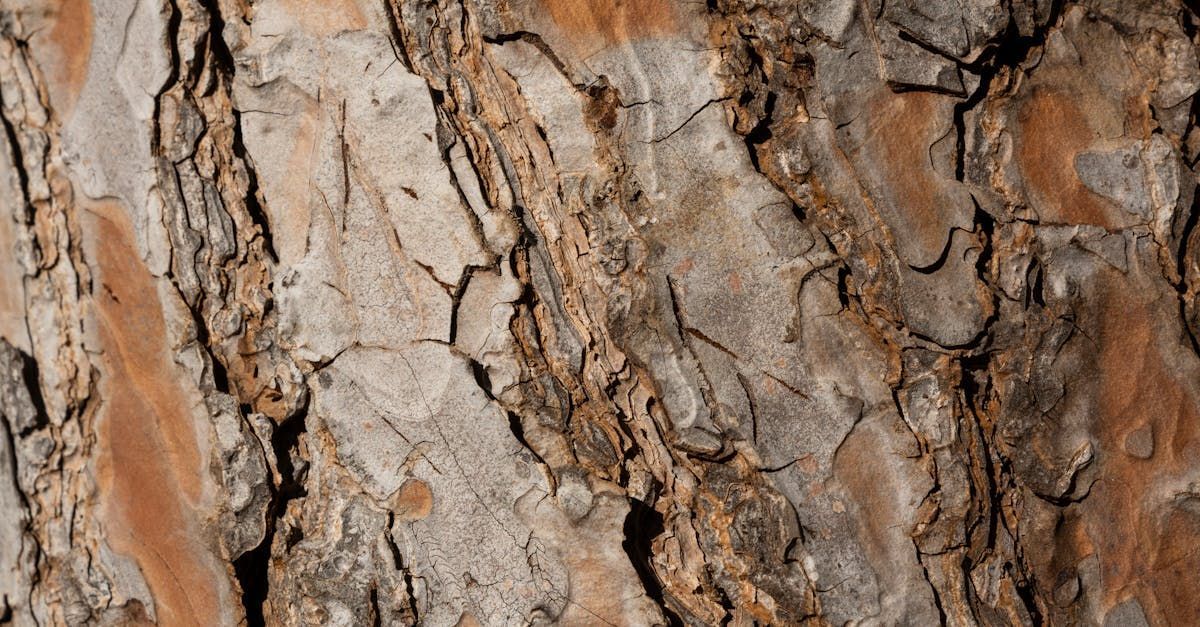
{"left": 233, "top": 391, "right": 310, "bottom": 627}
{"left": 622, "top": 497, "right": 684, "bottom": 626}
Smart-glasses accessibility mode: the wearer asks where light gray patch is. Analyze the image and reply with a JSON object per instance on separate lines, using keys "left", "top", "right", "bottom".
{"left": 1075, "top": 146, "right": 1150, "bottom": 217}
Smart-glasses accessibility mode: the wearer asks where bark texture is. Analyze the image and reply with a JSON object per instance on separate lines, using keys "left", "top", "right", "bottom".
{"left": 1, "top": 0, "right": 1199, "bottom": 625}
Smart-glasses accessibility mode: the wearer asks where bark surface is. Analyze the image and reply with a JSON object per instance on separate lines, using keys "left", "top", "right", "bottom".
{"left": 1, "top": 0, "right": 1199, "bottom": 625}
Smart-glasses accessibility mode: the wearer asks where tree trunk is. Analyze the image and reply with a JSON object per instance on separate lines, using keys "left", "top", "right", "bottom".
{"left": 1, "top": 0, "right": 1198, "bottom": 624}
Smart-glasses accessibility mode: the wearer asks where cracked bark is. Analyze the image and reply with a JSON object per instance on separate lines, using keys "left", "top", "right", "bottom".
{"left": 1, "top": 0, "right": 1199, "bottom": 625}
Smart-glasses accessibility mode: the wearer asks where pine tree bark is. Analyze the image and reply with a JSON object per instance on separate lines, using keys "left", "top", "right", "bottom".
{"left": 1, "top": 0, "right": 1199, "bottom": 625}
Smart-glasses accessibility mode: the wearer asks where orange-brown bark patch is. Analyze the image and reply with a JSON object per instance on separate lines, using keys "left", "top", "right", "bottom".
{"left": 454, "top": 613, "right": 483, "bottom": 627}
{"left": 394, "top": 478, "right": 433, "bottom": 521}
{"left": 0, "top": 197, "right": 26, "bottom": 349}
{"left": 833, "top": 420, "right": 900, "bottom": 570}
{"left": 87, "top": 201, "right": 230, "bottom": 626}
{"left": 30, "top": 0, "right": 93, "bottom": 118}
{"left": 277, "top": 0, "right": 367, "bottom": 37}
{"left": 534, "top": 0, "right": 676, "bottom": 44}
{"left": 1015, "top": 87, "right": 1116, "bottom": 229}
{"left": 858, "top": 90, "right": 958, "bottom": 264}
{"left": 1079, "top": 277, "right": 1200, "bottom": 622}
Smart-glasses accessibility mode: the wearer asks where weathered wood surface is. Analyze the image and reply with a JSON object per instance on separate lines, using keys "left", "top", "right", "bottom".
{"left": 1, "top": 0, "right": 1199, "bottom": 624}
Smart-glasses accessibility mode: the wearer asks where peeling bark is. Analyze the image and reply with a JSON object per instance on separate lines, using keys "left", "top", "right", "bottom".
{"left": 1, "top": 0, "right": 1199, "bottom": 625}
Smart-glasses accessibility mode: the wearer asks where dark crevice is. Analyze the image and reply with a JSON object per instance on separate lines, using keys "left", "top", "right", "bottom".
{"left": 960, "top": 351, "right": 1001, "bottom": 556}
{"left": 468, "top": 357, "right": 555, "bottom": 490}
{"left": 380, "top": 0, "right": 417, "bottom": 73}
{"left": 614, "top": 424, "right": 643, "bottom": 489}
{"left": 1183, "top": 2, "right": 1200, "bottom": 38}
{"left": 202, "top": 0, "right": 278, "bottom": 263}
{"left": 16, "top": 348, "right": 48, "bottom": 436}
{"left": 482, "top": 30, "right": 580, "bottom": 90}
{"left": 741, "top": 34, "right": 767, "bottom": 83}
{"left": 0, "top": 92, "right": 30, "bottom": 212}
{"left": 622, "top": 498, "right": 683, "bottom": 627}
{"left": 448, "top": 265, "right": 496, "bottom": 344}
{"left": 953, "top": 3, "right": 1064, "bottom": 183}
{"left": 743, "top": 91, "right": 776, "bottom": 173}
{"left": 154, "top": 9, "right": 298, "bottom": 620}
{"left": 385, "top": 514, "right": 421, "bottom": 623}
{"left": 504, "top": 408, "right": 545, "bottom": 472}
{"left": 967, "top": 204, "right": 1000, "bottom": 349}
{"left": 1013, "top": 569, "right": 1045, "bottom": 626}
{"left": 790, "top": 201, "right": 807, "bottom": 223}
{"left": 468, "top": 357, "right": 495, "bottom": 399}
{"left": 230, "top": 110, "right": 278, "bottom": 263}
{"left": 835, "top": 266, "right": 851, "bottom": 309}
{"left": 907, "top": 228, "right": 957, "bottom": 275}
{"left": 209, "top": 351, "right": 230, "bottom": 395}
{"left": 919, "top": 555, "right": 949, "bottom": 626}
{"left": 233, "top": 389, "right": 310, "bottom": 627}
{"left": 232, "top": 542, "right": 269, "bottom": 627}
{"left": 1028, "top": 260, "right": 1046, "bottom": 308}
{"left": 384, "top": 513, "right": 404, "bottom": 570}
{"left": 647, "top": 98, "right": 731, "bottom": 144}
{"left": 182, "top": 299, "right": 230, "bottom": 394}
{"left": 272, "top": 394, "right": 311, "bottom": 502}
{"left": 736, "top": 372, "right": 759, "bottom": 443}
{"left": 664, "top": 278, "right": 687, "bottom": 340}
{"left": 683, "top": 328, "right": 739, "bottom": 360}
{"left": 161, "top": 1, "right": 183, "bottom": 94}
{"left": 886, "top": 79, "right": 970, "bottom": 98}
{"left": 503, "top": 405, "right": 556, "bottom": 490}
{"left": 758, "top": 457, "right": 802, "bottom": 473}
{"left": 1172, "top": 161, "right": 1200, "bottom": 356}
{"left": 715, "top": 587, "right": 736, "bottom": 626}
{"left": 369, "top": 585, "right": 382, "bottom": 627}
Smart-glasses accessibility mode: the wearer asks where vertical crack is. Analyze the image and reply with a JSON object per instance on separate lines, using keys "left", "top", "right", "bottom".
{"left": 743, "top": 91, "right": 775, "bottom": 173}
{"left": 1172, "top": 159, "right": 1200, "bottom": 356}
{"left": 0, "top": 88, "right": 30, "bottom": 212}
{"left": 201, "top": 0, "right": 278, "bottom": 263}
{"left": 193, "top": 3, "right": 293, "bottom": 619}
{"left": 232, "top": 389, "right": 310, "bottom": 627}
{"left": 621, "top": 497, "right": 683, "bottom": 626}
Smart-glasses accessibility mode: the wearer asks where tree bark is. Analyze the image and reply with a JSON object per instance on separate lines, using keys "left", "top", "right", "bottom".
{"left": 1, "top": 0, "right": 1199, "bottom": 624}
